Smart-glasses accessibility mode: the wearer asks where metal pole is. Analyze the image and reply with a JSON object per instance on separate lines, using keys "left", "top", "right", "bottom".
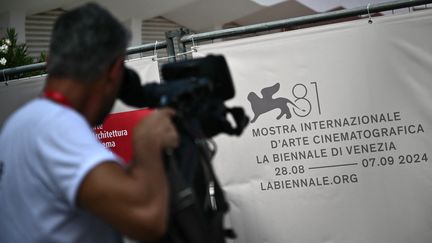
{"left": 165, "top": 30, "right": 179, "bottom": 63}
{"left": 180, "top": 0, "right": 432, "bottom": 44}
{"left": 176, "top": 28, "right": 191, "bottom": 60}
{"left": 1, "top": 62, "right": 47, "bottom": 77}
{"left": 1, "top": 0, "right": 430, "bottom": 77}
{"left": 0, "top": 41, "right": 167, "bottom": 77}
{"left": 126, "top": 41, "right": 167, "bottom": 55}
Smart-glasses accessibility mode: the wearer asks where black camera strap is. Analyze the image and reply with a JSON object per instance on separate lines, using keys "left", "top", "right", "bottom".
{"left": 162, "top": 151, "right": 207, "bottom": 243}
{"left": 155, "top": 117, "right": 235, "bottom": 243}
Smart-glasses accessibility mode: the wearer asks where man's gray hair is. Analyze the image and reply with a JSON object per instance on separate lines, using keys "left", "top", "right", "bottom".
{"left": 47, "top": 3, "right": 130, "bottom": 83}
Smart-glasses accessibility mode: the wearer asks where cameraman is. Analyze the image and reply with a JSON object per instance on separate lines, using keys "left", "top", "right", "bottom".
{"left": 0, "top": 3, "right": 178, "bottom": 242}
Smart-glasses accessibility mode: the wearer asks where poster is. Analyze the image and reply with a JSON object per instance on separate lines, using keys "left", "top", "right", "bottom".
{"left": 94, "top": 109, "right": 152, "bottom": 163}
{"left": 194, "top": 10, "right": 432, "bottom": 243}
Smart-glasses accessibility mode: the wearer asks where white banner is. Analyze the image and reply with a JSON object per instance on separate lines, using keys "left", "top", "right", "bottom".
{"left": 194, "top": 10, "right": 432, "bottom": 243}
{"left": 0, "top": 75, "right": 46, "bottom": 127}
{"left": 0, "top": 56, "right": 159, "bottom": 126}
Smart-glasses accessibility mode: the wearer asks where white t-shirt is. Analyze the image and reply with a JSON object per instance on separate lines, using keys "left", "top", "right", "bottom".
{"left": 0, "top": 98, "right": 123, "bottom": 243}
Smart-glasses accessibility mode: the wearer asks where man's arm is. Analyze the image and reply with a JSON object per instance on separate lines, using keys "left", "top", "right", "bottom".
{"left": 77, "top": 108, "right": 178, "bottom": 241}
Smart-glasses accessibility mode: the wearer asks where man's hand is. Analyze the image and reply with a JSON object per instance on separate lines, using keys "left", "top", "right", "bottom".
{"left": 133, "top": 108, "right": 179, "bottom": 156}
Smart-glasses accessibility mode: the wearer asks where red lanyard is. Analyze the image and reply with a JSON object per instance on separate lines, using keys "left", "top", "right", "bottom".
{"left": 41, "top": 90, "right": 72, "bottom": 108}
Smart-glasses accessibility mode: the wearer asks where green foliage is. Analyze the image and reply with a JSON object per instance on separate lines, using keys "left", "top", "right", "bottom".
{"left": 0, "top": 28, "right": 46, "bottom": 81}
{"left": 37, "top": 51, "right": 48, "bottom": 63}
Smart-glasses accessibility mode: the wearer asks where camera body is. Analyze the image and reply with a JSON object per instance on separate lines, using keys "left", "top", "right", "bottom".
{"left": 161, "top": 54, "right": 235, "bottom": 102}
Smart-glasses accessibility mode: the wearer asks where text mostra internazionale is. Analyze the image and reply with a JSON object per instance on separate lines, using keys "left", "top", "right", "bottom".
{"left": 251, "top": 111, "right": 424, "bottom": 142}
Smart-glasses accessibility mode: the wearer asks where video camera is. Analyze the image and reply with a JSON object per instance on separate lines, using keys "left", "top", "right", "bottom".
{"left": 118, "top": 55, "right": 248, "bottom": 243}
{"left": 118, "top": 55, "right": 249, "bottom": 138}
